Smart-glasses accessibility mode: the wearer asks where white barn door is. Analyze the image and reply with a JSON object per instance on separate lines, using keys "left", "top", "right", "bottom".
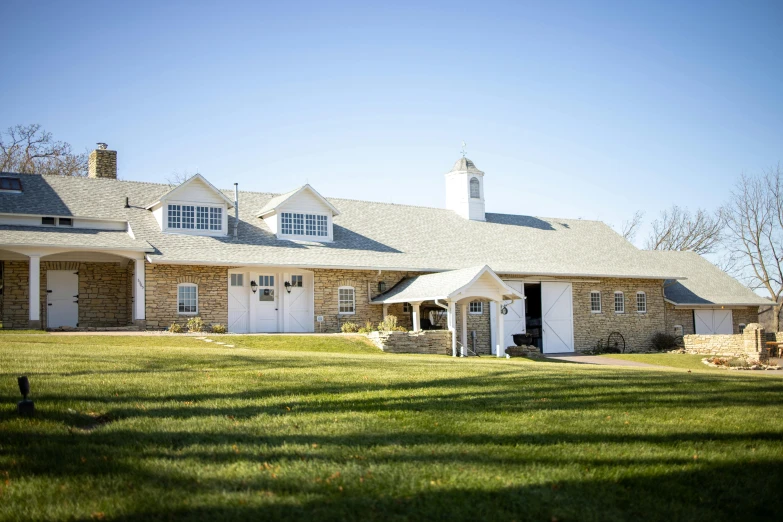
{"left": 503, "top": 281, "right": 526, "bottom": 349}
{"left": 227, "top": 272, "right": 249, "bottom": 333}
{"left": 47, "top": 270, "right": 78, "bottom": 328}
{"left": 694, "top": 309, "right": 733, "bottom": 334}
{"left": 284, "top": 271, "right": 314, "bottom": 333}
{"left": 541, "top": 282, "right": 574, "bottom": 353}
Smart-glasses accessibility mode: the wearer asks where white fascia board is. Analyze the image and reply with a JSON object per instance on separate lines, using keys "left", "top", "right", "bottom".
{"left": 257, "top": 184, "right": 340, "bottom": 218}
{"left": 145, "top": 173, "right": 235, "bottom": 210}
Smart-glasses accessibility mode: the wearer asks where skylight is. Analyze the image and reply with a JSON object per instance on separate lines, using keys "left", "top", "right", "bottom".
{"left": 0, "top": 177, "right": 22, "bottom": 192}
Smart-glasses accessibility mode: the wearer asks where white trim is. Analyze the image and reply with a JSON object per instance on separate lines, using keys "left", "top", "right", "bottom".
{"left": 636, "top": 291, "right": 647, "bottom": 314}
{"left": 145, "top": 173, "right": 235, "bottom": 210}
{"left": 177, "top": 282, "right": 198, "bottom": 315}
{"left": 589, "top": 290, "right": 602, "bottom": 314}
{"left": 338, "top": 286, "right": 356, "bottom": 315}
{"left": 614, "top": 291, "right": 625, "bottom": 314}
{"left": 257, "top": 184, "right": 340, "bottom": 218}
{"left": 468, "top": 300, "right": 483, "bottom": 314}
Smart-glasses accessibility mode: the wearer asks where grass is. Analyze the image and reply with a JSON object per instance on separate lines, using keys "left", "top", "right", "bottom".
{"left": 1, "top": 333, "right": 782, "bottom": 521}
{"left": 596, "top": 353, "right": 719, "bottom": 371}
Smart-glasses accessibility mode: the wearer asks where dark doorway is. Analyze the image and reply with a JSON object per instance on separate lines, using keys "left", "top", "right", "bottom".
{"left": 524, "top": 283, "right": 542, "bottom": 350}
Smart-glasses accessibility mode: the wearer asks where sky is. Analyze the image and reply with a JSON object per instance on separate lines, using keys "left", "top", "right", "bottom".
{"left": 2, "top": 0, "right": 782, "bottom": 246}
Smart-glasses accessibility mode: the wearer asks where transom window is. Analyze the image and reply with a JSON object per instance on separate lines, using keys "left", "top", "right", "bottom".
{"left": 167, "top": 204, "right": 222, "bottom": 231}
{"left": 469, "top": 301, "right": 483, "bottom": 314}
{"left": 338, "top": 286, "right": 355, "bottom": 314}
{"left": 177, "top": 284, "right": 198, "bottom": 314}
{"left": 291, "top": 275, "right": 303, "bottom": 287}
{"left": 636, "top": 292, "right": 647, "bottom": 313}
{"left": 614, "top": 292, "right": 625, "bottom": 314}
{"left": 230, "top": 274, "right": 244, "bottom": 287}
{"left": 280, "top": 212, "right": 329, "bottom": 238}
{"left": 469, "top": 177, "right": 480, "bottom": 198}
{"left": 590, "top": 291, "right": 601, "bottom": 313}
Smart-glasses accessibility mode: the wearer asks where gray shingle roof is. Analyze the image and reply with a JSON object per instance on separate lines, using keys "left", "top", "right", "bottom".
{"left": 644, "top": 251, "right": 769, "bottom": 306}
{"left": 1, "top": 172, "right": 681, "bottom": 279}
{"left": 0, "top": 225, "right": 153, "bottom": 252}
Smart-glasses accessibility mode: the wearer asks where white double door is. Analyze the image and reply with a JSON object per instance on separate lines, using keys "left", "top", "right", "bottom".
{"left": 47, "top": 270, "right": 78, "bottom": 328}
{"left": 541, "top": 282, "right": 574, "bottom": 353}
{"left": 227, "top": 270, "right": 313, "bottom": 333}
{"left": 694, "top": 309, "right": 733, "bottom": 335}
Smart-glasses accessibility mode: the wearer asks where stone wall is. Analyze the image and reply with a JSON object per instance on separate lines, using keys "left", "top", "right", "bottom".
{"left": 367, "top": 330, "right": 452, "bottom": 355}
{"left": 664, "top": 303, "right": 760, "bottom": 336}
{"left": 144, "top": 263, "right": 230, "bottom": 329}
{"left": 454, "top": 299, "right": 492, "bottom": 354}
{"left": 683, "top": 323, "right": 767, "bottom": 359}
{"left": 312, "top": 269, "right": 416, "bottom": 332}
{"left": 1, "top": 261, "right": 29, "bottom": 328}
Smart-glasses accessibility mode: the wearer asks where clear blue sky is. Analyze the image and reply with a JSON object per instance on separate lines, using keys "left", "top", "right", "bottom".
{"left": 2, "top": 0, "right": 781, "bottom": 244}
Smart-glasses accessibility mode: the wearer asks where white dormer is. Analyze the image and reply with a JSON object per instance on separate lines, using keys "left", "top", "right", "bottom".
{"left": 258, "top": 184, "right": 339, "bottom": 242}
{"left": 445, "top": 157, "right": 486, "bottom": 221}
{"left": 146, "top": 174, "right": 234, "bottom": 236}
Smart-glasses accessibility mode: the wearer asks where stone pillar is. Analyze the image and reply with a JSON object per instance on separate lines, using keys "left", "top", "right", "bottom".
{"left": 412, "top": 302, "right": 421, "bottom": 332}
{"left": 495, "top": 300, "right": 505, "bottom": 357}
{"left": 133, "top": 259, "right": 146, "bottom": 328}
{"left": 460, "top": 302, "right": 468, "bottom": 357}
{"left": 28, "top": 255, "right": 41, "bottom": 329}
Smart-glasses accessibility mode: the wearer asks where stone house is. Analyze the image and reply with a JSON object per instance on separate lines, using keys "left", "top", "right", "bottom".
{"left": 0, "top": 145, "right": 769, "bottom": 355}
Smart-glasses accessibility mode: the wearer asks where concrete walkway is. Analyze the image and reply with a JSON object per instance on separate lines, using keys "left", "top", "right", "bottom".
{"left": 543, "top": 354, "right": 664, "bottom": 368}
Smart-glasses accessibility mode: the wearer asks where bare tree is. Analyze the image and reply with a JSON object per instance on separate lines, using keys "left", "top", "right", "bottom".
{"left": 621, "top": 210, "right": 644, "bottom": 242}
{"left": 724, "top": 165, "right": 783, "bottom": 331}
{"left": 0, "top": 124, "right": 87, "bottom": 176}
{"left": 644, "top": 205, "right": 724, "bottom": 254}
{"left": 166, "top": 170, "right": 195, "bottom": 186}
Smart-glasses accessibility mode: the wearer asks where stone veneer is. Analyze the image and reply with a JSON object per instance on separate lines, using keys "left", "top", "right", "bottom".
{"left": 144, "top": 263, "right": 230, "bottom": 329}
{"left": 1, "top": 261, "right": 29, "bottom": 328}
{"left": 367, "top": 330, "right": 452, "bottom": 355}
{"left": 454, "top": 299, "right": 492, "bottom": 354}
{"left": 683, "top": 323, "right": 767, "bottom": 360}
{"left": 664, "top": 302, "right": 759, "bottom": 336}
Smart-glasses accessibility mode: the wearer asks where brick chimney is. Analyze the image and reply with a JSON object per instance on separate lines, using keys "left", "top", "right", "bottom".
{"left": 88, "top": 143, "right": 117, "bottom": 179}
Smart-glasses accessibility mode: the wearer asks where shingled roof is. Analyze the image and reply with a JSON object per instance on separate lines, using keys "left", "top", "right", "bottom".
{"left": 0, "top": 172, "right": 683, "bottom": 279}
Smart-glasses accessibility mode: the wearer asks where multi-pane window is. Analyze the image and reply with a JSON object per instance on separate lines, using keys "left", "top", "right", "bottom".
{"left": 167, "top": 204, "right": 223, "bottom": 231}
{"left": 230, "top": 274, "right": 244, "bottom": 287}
{"left": 259, "top": 275, "right": 275, "bottom": 287}
{"left": 258, "top": 275, "right": 275, "bottom": 302}
{"left": 338, "top": 286, "right": 355, "bottom": 314}
{"left": 614, "top": 292, "right": 625, "bottom": 313}
{"left": 469, "top": 301, "right": 483, "bottom": 314}
{"left": 291, "top": 275, "right": 303, "bottom": 287}
{"left": 279, "top": 212, "right": 329, "bottom": 238}
{"left": 590, "top": 291, "right": 601, "bottom": 313}
{"left": 636, "top": 292, "right": 647, "bottom": 313}
{"left": 403, "top": 302, "right": 411, "bottom": 313}
{"left": 469, "top": 177, "right": 480, "bottom": 198}
{"left": 177, "top": 284, "right": 198, "bottom": 314}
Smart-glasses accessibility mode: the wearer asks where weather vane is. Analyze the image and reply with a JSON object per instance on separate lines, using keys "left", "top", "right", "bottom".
{"left": 461, "top": 141, "right": 467, "bottom": 158}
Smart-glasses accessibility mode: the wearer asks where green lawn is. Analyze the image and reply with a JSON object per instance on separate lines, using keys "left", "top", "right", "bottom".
{"left": 597, "top": 353, "right": 721, "bottom": 371}
{"left": 1, "top": 334, "right": 782, "bottom": 521}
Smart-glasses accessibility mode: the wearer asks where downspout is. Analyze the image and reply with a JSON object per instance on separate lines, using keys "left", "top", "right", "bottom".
{"left": 233, "top": 183, "right": 239, "bottom": 239}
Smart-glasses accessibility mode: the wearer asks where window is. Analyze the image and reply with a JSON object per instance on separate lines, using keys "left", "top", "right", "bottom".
{"left": 58, "top": 218, "right": 73, "bottom": 227}
{"left": 177, "top": 284, "right": 198, "bottom": 314}
{"left": 636, "top": 292, "right": 647, "bottom": 313}
{"left": 230, "top": 274, "right": 244, "bottom": 287}
{"left": 469, "top": 301, "right": 483, "bottom": 314}
{"left": 739, "top": 323, "right": 746, "bottom": 333}
{"left": 258, "top": 275, "right": 275, "bottom": 301}
{"left": 590, "top": 291, "right": 601, "bottom": 313}
{"left": 167, "top": 204, "right": 223, "bottom": 231}
{"left": 614, "top": 292, "right": 625, "bottom": 313}
{"left": 279, "top": 212, "right": 329, "bottom": 238}
{"left": 338, "top": 286, "right": 355, "bottom": 314}
{"left": 403, "top": 302, "right": 411, "bottom": 313}
{"left": 0, "top": 177, "right": 22, "bottom": 192}
{"left": 469, "top": 177, "right": 480, "bottom": 198}
{"left": 41, "top": 217, "right": 55, "bottom": 226}
{"left": 291, "top": 275, "right": 303, "bottom": 287}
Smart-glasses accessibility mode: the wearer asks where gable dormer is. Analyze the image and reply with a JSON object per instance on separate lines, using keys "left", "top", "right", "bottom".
{"left": 258, "top": 184, "right": 339, "bottom": 242}
{"left": 146, "top": 174, "right": 234, "bottom": 236}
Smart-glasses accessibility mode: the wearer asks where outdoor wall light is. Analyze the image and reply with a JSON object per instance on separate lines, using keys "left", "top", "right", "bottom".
{"left": 284, "top": 281, "right": 292, "bottom": 294}
{"left": 17, "top": 376, "right": 34, "bottom": 415}
{"left": 378, "top": 281, "right": 386, "bottom": 293}
{"left": 250, "top": 281, "right": 258, "bottom": 293}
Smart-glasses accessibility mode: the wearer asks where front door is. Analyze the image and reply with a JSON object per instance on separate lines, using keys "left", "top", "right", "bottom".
{"left": 254, "top": 274, "right": 278, "bottom": 332}
{"left": 227, "top": 272, "right": 249, "bottom": 333}
{"left": 541, "top": 282, "right": 574, "bottom": 353}
{"left": 503, "top": 281, "right": 526, "bottom": 348}
{"left": 47, "top": 270, "right": 78, "bottom": 328}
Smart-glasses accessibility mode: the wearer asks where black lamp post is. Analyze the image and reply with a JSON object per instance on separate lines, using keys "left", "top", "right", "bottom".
{"left": 17, "top": 376, "right": 34, "bottom": 415}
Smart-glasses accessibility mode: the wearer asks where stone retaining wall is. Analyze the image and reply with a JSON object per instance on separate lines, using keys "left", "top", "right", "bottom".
{"left": 683, "top": 323, "right": 767, "bottom": 359}
{"left": 367, "top": 330, "right": 452, "bottom": 355}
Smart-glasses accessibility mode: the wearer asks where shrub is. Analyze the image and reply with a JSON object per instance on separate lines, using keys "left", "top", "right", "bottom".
{"left": 211, "top": 324, "right": 227, "bottom": 334}
{"left": 341, "top": 322, "right": 359, "bottom": 333}
{"left": 728, "top": 357, "right": 750, "bottom": 368}
{"left": 186, "top": 316, "right": 205, "bottom": 332}
{"left": 603, "top": 345, "right": 621, "bottom": 354}
{"left": 650, "top": 332, "right": 678, "bottom": 352}
{"left": 169, "top": 322, "right": 184, "bottom": 334}
{"left": 394, "top": 326, "right": 408, "bottom": 332}
{"left": 358, "top": 321, "right": 375, "bottom": 334}
{"left": 378, "top": 315, "right": 399, "bottom": 332}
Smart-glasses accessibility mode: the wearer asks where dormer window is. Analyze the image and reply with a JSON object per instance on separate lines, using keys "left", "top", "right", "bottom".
{"left": 167, "top": 204, "right": 223, "bottom": 231}
{"left": 281, "top": 212, "right": 328, "bottom": 238}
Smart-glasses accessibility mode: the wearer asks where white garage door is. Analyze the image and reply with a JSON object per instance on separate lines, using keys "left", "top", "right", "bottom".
{"left": 541, "top": 282, "right": 574, "bottom": 353}
{"left": 694, "top": 309, "right": 733, "bottom": 335}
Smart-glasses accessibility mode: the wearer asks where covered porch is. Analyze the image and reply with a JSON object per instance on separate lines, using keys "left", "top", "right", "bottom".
{"left": 371, "top": 265, "right": 524, "bottom": 357}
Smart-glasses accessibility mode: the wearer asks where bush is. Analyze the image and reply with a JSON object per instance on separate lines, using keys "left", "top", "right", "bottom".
{"left": 358, "top": 321, "right": 375, "bottom": 334}
{"left": 378, "top": 315, "right": 399, "bottom": 332}
{"left": 341, "top": 322, "right": 359, "bottom": 333}
{"left": 650, "top": 332, "right": 678, "bottom": 352}
{"left": 169, "top": 322, "right": 184, "bottom": 333}
{"left": 186, "top": 316, "right": 205, "bottom": 333}
{"left": 603, "top": 345, "right": 621, "bottom": 354}
{"left": 211, "top": 324, "right": 227, "bottom": 334}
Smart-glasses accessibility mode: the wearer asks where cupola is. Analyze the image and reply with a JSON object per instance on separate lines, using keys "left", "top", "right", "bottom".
{"left": 445, "top": 157, "right": 485, "bottom": 221}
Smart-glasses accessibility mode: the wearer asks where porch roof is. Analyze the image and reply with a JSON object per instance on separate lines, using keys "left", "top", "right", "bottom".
{"left": 0, "top": 225, "right": 154, "bottom": 253}
{"left": 370, "top": 265, "right": 523, "bottom": 304}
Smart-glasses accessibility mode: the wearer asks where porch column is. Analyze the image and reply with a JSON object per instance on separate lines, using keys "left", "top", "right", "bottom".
{"left": 460, "top": 302, "right": 468, "bottom": 357}
{"left": 28, "top": 255, "right": 41, "bottom": 329}
{"left": 411, "top": 302, "right": 421, "bottom": 332}
{"left": 448, "top": 300, "right": 457, "bottom": 357}
{"left": 382, "top": 304, "right": 389, "bottom": 319}
{"left": 133, "top": 258, "right": 146, "bottom": 326}
{"left": 495, "top": 300, "right": 505, "bottom": 357}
